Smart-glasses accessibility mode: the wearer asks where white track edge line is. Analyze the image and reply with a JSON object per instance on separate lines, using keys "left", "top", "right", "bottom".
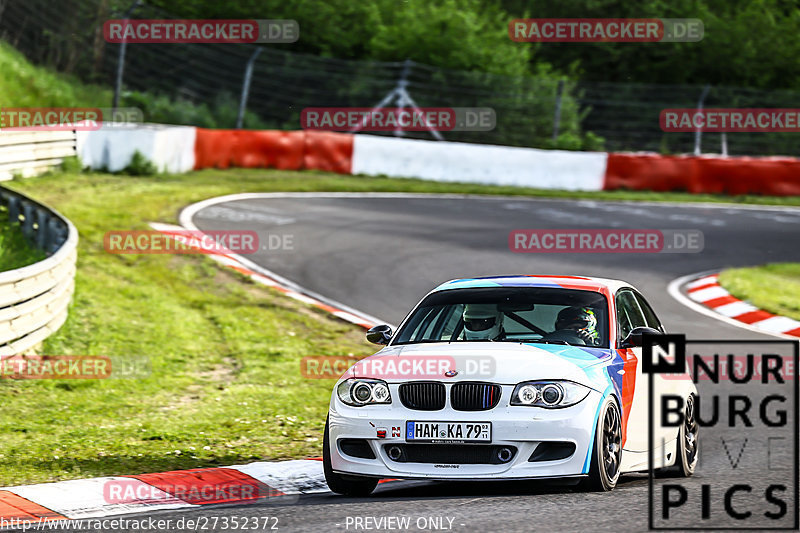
{"left": 177, "top": 190, "right": 800, "bottom": 213}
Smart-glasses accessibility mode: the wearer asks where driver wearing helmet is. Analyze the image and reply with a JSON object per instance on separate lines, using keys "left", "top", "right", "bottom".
{"left": 555, "top": 306, "right": 600, "bottom": 346}
{"left": 462, "top": 303, "right": 504, "bottom": 341}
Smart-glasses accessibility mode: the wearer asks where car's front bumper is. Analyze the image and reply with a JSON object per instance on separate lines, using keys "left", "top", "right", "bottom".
{"left": 328, "top": 387, "right": 603, "bottom": 480}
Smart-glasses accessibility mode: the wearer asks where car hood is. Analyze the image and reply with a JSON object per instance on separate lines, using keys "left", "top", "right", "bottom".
{"left": 346, "top": 342, "right": 614, "bottom": 389}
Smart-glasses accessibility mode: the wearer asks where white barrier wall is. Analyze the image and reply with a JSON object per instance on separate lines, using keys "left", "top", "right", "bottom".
{"left": 351, "top": 134, "right": 609, "bottom": 191}
{"left": 77, "top": 124, "right": 196, "bottom": 173}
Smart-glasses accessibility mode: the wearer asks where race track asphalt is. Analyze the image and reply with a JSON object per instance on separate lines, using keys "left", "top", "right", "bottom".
{"left": 110, "top": 194, "right": 800, "bottom": 532}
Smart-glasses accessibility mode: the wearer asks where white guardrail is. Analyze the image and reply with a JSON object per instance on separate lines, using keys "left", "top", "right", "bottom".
{"left": 0, "top": 186, "right": 78, "bottom": 356}
{"left": 0, "top": 130, "right": 77, "bottom": 181}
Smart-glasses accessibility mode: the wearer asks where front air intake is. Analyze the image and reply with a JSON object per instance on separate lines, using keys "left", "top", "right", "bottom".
{"left": 385, "top": 444, "right": 517, "bottom": 464}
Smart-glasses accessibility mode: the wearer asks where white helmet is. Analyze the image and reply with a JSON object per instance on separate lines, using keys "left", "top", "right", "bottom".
{"left": 463, "top": 304, "right": 503, "bottom": 341}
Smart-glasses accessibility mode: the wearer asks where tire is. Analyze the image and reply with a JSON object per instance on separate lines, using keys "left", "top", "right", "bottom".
{"left": 323, "top": 417, "right": 378, "bottom": 496}
{"left": 672, "top": 394, "right": 699, "bottom": 476}
{"left": 581, "top": 396, "right": 622, "bottom": 492}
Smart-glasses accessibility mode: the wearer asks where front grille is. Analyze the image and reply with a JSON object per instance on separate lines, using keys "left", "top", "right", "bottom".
{"left": 451, "top": 382, "right": 501, "bottom": 411}
{"left": 384, "top": 444, "right": 517, "bottom": 464}
{"left": 399, "top": 382, "right": 446, "bottom": 410}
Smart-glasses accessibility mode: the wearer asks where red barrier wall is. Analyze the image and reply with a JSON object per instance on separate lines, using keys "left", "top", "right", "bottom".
{"left": 194, "top": 129, "right": 352, "bottom": 174}
{"left": 605, "top": 153, "right": 800, "bottom": 196}
{"left": 303, "top": 131, "right": 354, "bottom": 174}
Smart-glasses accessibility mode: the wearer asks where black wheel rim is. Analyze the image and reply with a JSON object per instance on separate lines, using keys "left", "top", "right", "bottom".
{"left": 602, "top": 403, "right": 622, "bottom": 480}
{"left": 684, "top": 395, "right": 699, "bottom": 465}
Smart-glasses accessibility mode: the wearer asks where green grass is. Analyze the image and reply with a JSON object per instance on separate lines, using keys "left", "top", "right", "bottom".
{"left": 0, "top": 212, "right": 47, "bottom": 271}
{"left": 0, "top": 42, "right": 110, "bottom": 107}
{"left": 718, "top": 263, "right": 800, "bottom": 322}
{"left": 3, "top": 167, "right": 800, "bottom": 486}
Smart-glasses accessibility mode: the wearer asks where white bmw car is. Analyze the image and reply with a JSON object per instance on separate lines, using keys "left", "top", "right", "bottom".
{"left": 324, "top": 275, "right": 698, "bottom": 495}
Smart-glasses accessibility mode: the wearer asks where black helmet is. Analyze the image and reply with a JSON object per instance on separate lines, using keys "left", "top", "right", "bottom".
{"left": 555, "top": 306, "right": 599, "bottom": 342}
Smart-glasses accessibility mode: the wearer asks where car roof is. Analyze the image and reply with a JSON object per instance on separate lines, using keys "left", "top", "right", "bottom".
{"left": 432, "top": 275, "right": 631, "bottom": 294}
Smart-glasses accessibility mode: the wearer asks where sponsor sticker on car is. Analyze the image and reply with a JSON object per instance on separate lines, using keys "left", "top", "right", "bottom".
{"left": 406, "top": 421, "right": 491, "bottom": 443}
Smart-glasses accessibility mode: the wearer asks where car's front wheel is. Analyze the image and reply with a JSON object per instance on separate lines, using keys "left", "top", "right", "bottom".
{"left": 582, "top": 396, "right": 622, "bottom": 491}
{"left": 672, "top": 393, "right": 699, "bottom": 476}
{"left": 323, "top": 416, "right": 378, "bottom": 496}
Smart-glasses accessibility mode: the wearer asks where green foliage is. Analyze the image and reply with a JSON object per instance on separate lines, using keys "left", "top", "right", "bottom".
{"left": 121, "top": 150, "right": 158, "bottom": 176}
{"left": 367, "top": 0, "right": 531, "bottom": 76}
{"left": 148, "top": 0, "right": 800, "bottom": 88}
{"left": 121, "top": 91, "right": 268, "bottom": 129}
{"left": 582, "top": 131, "right": 605, "bottom": 152}
{"left": 147, "top": 0, "right": 535, "bottom": 76}
{"left": 60, "top": 156, "right": 84, "bottom": 174}
{"left": 500, "top": 0, "right": 800, "bottom": 89}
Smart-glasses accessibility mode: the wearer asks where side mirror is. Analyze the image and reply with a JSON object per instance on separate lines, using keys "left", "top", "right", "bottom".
{"left": 620, "top": 326, "right": 662, "bottom": 348}
{"left": 366, "top": 324, "right": 393, "bottom": 345}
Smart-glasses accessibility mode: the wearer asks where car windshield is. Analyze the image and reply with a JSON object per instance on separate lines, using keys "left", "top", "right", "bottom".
{"left": 393, "top": 287, "right": 609, "bottom": 348}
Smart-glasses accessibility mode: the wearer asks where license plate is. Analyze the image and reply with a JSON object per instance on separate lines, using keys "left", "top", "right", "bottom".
{"left": 405, "top": 421, "right": 491, "bottom": 443}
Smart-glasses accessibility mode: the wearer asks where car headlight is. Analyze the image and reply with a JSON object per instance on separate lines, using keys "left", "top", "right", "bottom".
{"left": 510, "top": 381, "right": 590, "bottom": 408}
{"left": 337, "top": 378, "right": 392, "bottom": 407}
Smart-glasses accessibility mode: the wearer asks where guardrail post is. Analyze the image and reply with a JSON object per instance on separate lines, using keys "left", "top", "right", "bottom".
{"left": 112, "top": 0, "right": 143, "bottom": 112}
{"left": 46, "top": 218, "right": 61, "bottom": 253}
{"left": 7, "top": 195, "right": 20, "bottom": 222}
{"left": 21, "top": 202, "right": 35, "bottom": 240}
{"left": 35, "top": 208, "right": 48, "bottom": 249}
{"left": 693, "top": 84, "right": 711, "bottom": 156}
{"left": 236, "top": 47, "right": 263, "bottom": 129}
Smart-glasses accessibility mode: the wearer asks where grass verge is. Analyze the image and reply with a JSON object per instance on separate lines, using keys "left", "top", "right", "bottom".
{"left": 718, "top": 263, "right": 800, "bottom": 322}
{"left": 3, "top": 167, "right": 800, "bottom": 486}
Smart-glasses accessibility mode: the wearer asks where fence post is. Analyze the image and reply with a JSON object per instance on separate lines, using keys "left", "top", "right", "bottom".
{"left": 112, "top": 0, "right": 142, "bottom": 112}
{"left": 693, "top": 84, "right": 711, "bottom": 156}
{"left": 236, "top": 48, "right": 263, "bottom": 129}
{"left": 552, "top": 79, "right": 565, "bottom": 142}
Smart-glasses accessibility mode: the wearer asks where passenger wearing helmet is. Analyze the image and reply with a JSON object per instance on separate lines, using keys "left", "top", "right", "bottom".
{"left": 555, "top": 306, "right": 600, "bottom": 346}
{"left": 462, "top": 304, "right": 504, "bottom": 341}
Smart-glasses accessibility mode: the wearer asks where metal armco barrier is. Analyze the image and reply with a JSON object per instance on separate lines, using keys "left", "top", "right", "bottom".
{"left": 0, "top": 130, "right": 77, "bottom": 181}
{"left": 0, "top": 187, "right": 78, "bottom": 356}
